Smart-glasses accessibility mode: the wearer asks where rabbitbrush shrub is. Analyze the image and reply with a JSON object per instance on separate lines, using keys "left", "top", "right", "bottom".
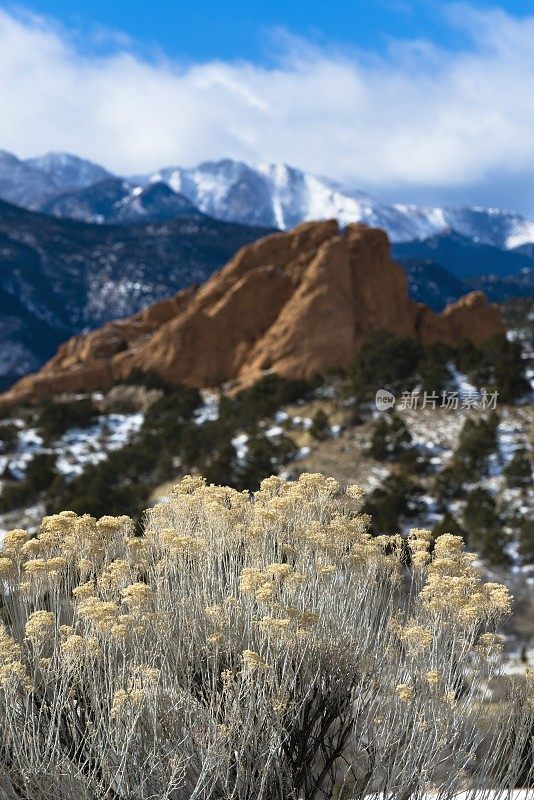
{"left": 0, "top": 473, "right": 532, "bottom": 800}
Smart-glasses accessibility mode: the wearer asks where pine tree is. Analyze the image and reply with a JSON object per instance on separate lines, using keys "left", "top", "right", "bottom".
{"left": 310, "top": 409, "right": 330, "bottom": 440}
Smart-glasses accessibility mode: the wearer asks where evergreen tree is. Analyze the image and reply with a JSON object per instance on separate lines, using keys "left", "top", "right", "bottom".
{"left": 482, "top": 334, "right": 531, "bottom": 402}
{"left": 349, "top": 333, "right": 422, "bottom": 399}
{"left": 504, "top": 448, "right": 532, "bottom": 489}
{"left": 432, "top": 513, "right": 466, "bottom": 540}
{"left": 454, "top": 412, "right": 499, "bottom": 479}
{"left": 365, "top": 474, "right": 424, "bottom": 534}
{"left": 463, "top": 488, "right": 509, "bottom": 566}
{"left": 517, "top": 520, "right": 534, "bottom": 565}
{"left": 369, "top": 414, "right": 412, "bottom": 461}
{"left": 310, "top": 409, "right": 330, "bottom": 441}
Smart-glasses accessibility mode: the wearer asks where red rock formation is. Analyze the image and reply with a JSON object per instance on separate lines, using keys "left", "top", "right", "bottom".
{"left": 0, "top": 221, "right": 503, "bottom": 406}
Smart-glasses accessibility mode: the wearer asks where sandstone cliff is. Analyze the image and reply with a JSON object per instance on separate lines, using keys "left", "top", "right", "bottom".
{"left": 1, "top": 221, "right": 503, "bottom": 405}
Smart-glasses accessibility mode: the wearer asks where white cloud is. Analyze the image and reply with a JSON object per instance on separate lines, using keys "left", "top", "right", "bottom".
{"left": 1, "top": 4, "right": 534, "bottom": 205}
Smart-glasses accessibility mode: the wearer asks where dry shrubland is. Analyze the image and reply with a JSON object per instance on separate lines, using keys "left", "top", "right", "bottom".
{"left": 0, "top": 473, "right": 532, "bottom": 800}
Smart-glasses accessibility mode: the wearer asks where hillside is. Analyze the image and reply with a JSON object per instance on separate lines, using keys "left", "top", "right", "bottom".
{"left": 0, "top": 199, "right": 271, "bottom": 388}
{"left": 0, "top": 323, "right": 531, "bottom": 651}
{"left": 392, "top": 231, "right": 534, "bottom": 279}
{"left": 0, "top": 220, "right": 504, "bottom": 406}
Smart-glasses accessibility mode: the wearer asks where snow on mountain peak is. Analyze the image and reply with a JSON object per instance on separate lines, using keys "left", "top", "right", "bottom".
{"left": 0, "top": 150, "right": 533, "bottom": 251}
{"left": 140, "top": 158, "right": 534, "bottom": 249}
{"left": 25, "top": 152, "right": 112, "bottom": 192}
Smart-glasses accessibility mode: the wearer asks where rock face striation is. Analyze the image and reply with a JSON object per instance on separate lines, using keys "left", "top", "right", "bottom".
{"left": 1, "top": 221, "right": 503, "bottom": 406}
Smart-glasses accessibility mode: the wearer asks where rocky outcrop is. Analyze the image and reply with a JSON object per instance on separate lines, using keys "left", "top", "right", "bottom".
{"left": 0, "top": 221, "right": 504, "bottom": 406}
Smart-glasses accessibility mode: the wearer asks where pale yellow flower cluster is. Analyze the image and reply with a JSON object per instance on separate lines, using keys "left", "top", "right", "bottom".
{"left": 0, "top": 626, "right": 22, "bottom": 663}
{"left": 21, "top": 539, "right": 40, "bottom": 558}
{"left": 77, "top": 596, "right": 119, "bottom": 633}
{"left": 0, "top": 659, "right": 32, "bottom": 691}
{"left": 29, "top": 511, "right": 133, "bottom": 566}
{"left": 257, "top": 475, "right": 286, "bottom": 497}
{"left": 296, "top": 473, "right": 340, "bottom": 498}
{"left": 205, "top": 604, "right": 226, "bottom": 626}
{"left": 421, "top": 573, "right": 512, "bottom": 624}
{"left": 408, "top": 528, "right": 433, "bottom": 568}
{"left": 170, "top": 475, "right": 208, "bottom": 496}
{"left": 264, "top": 563, "right": 292, "bottom": 579}
{"left": 257, "top": 616, "right": 292, "bottom": 634}
{"left": 304, "top": 515, "right": 373, "bottom": 560}
{"left": 255, "top": 612, "right": 312, "bottom": 647}
{"left": 1, "top": 528, "right": 29, "bottom": 560}
{"left": 25, "top": 611, "right": 54, "bottom": 641}
{"left": 418, "top": 534, "right": 512, "bottom": 626}
{"left": 483, "top": 583, "right": 513, "bottom": 616}
{"left": 239, "top": 563, "right": 306, "bottom": 602}
{"left": 121, "top": 582, "right": 152, "bottom": 610}
{"left": 155, "top": 529, "right": 207, "bottom": 557}
{"left": 24, "top": 557, "right": 67, "bottom": 577}
{"left": 426, "top": 671, "right": 441, "bottom": 686}
{"left": 110, "top": 688, "right": 145, "bottom": 718}
{"left": 428, "top": 534, "right": 476, "bottom": 577}
{"left": 39, "top": 511, "right": 79, "bottom": 553}
{"left": 77, "top": 559, "right": 94, "bottom": 578}
{"left": 253, "top": 474, "right": 346, "bottom": 524}
{"left": 240, "top": 567, "right": 271, "bottom": 596}
{"left": 241, "top": 649, "right": 270, "bottom": 671}
{"left": 476, "top": 633, "right": 504, "bottom": 654}
{"left": 131, "top": 665, "right": 160, "bottom": 687}
{"left": 98, "top": 559, "right": 132, "bottom": 591}
{"left": 75, "top": 588, "right": 152, "bottom": 640}
{"left": 72, "top": 580, "right": 97, "bottom": 600}
{"left": 0, "top": 626, "right": 31, "bottom": 690}
{"left": 0, "top": 556, "right": 15, "bottom": 577}
{"left": 345, "top": 483, "right": 365, "bottom": 508}
{"left": 60, "top": 633, "right": 101, "bottom": 665}
{"left": 400, "top": 624, "right": 433, "bottom": 652}
{"left": 396, "top": 683, "right": 414, "bottom": 703}
{"left": 166, "top": 479, "right": 250, "bottom": 540}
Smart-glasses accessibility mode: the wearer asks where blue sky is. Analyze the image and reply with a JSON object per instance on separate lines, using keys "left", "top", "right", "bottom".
{"left": 17, "top": 1, "right": 534, "bottom": 62}
{"left": 1, "top": 1, "right": 534, "bottom": 214}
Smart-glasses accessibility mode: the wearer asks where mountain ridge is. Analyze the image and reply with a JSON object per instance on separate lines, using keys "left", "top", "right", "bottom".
{"left": 142, "top": 158, "right": 534, "bottom": 249}
{"left": 40, "top": 178, "right": 203, "bottom": 224}
{"left": 2, "top": 150, "right": 534, "bottom": 251}
{"left": 392, "top": 231, "right": 534, "bottom": 279}
{"left": 0, "top": 150, "right": 112, "bottom": 209}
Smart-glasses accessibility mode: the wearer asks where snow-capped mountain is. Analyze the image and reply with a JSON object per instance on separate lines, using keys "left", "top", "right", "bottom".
{"left": 1, "top": 149, "right": 534, "bottom": 251}
{"left": 144, "top": 158, "right": 534, "bottom": 249}
{"left": 0, "top": 150, "right": 112, "bottom": 210}
{"left": 0, "top": 150, "right": 58, "bottom": 209}
{"left": 41, "top": 178, "right": 202, "bottom": 224}
{"left": 146, "top": 159, "right": 448, "bottom": 238}
{"left": 25, "top": 152, "right": 111, "bottom": 193}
